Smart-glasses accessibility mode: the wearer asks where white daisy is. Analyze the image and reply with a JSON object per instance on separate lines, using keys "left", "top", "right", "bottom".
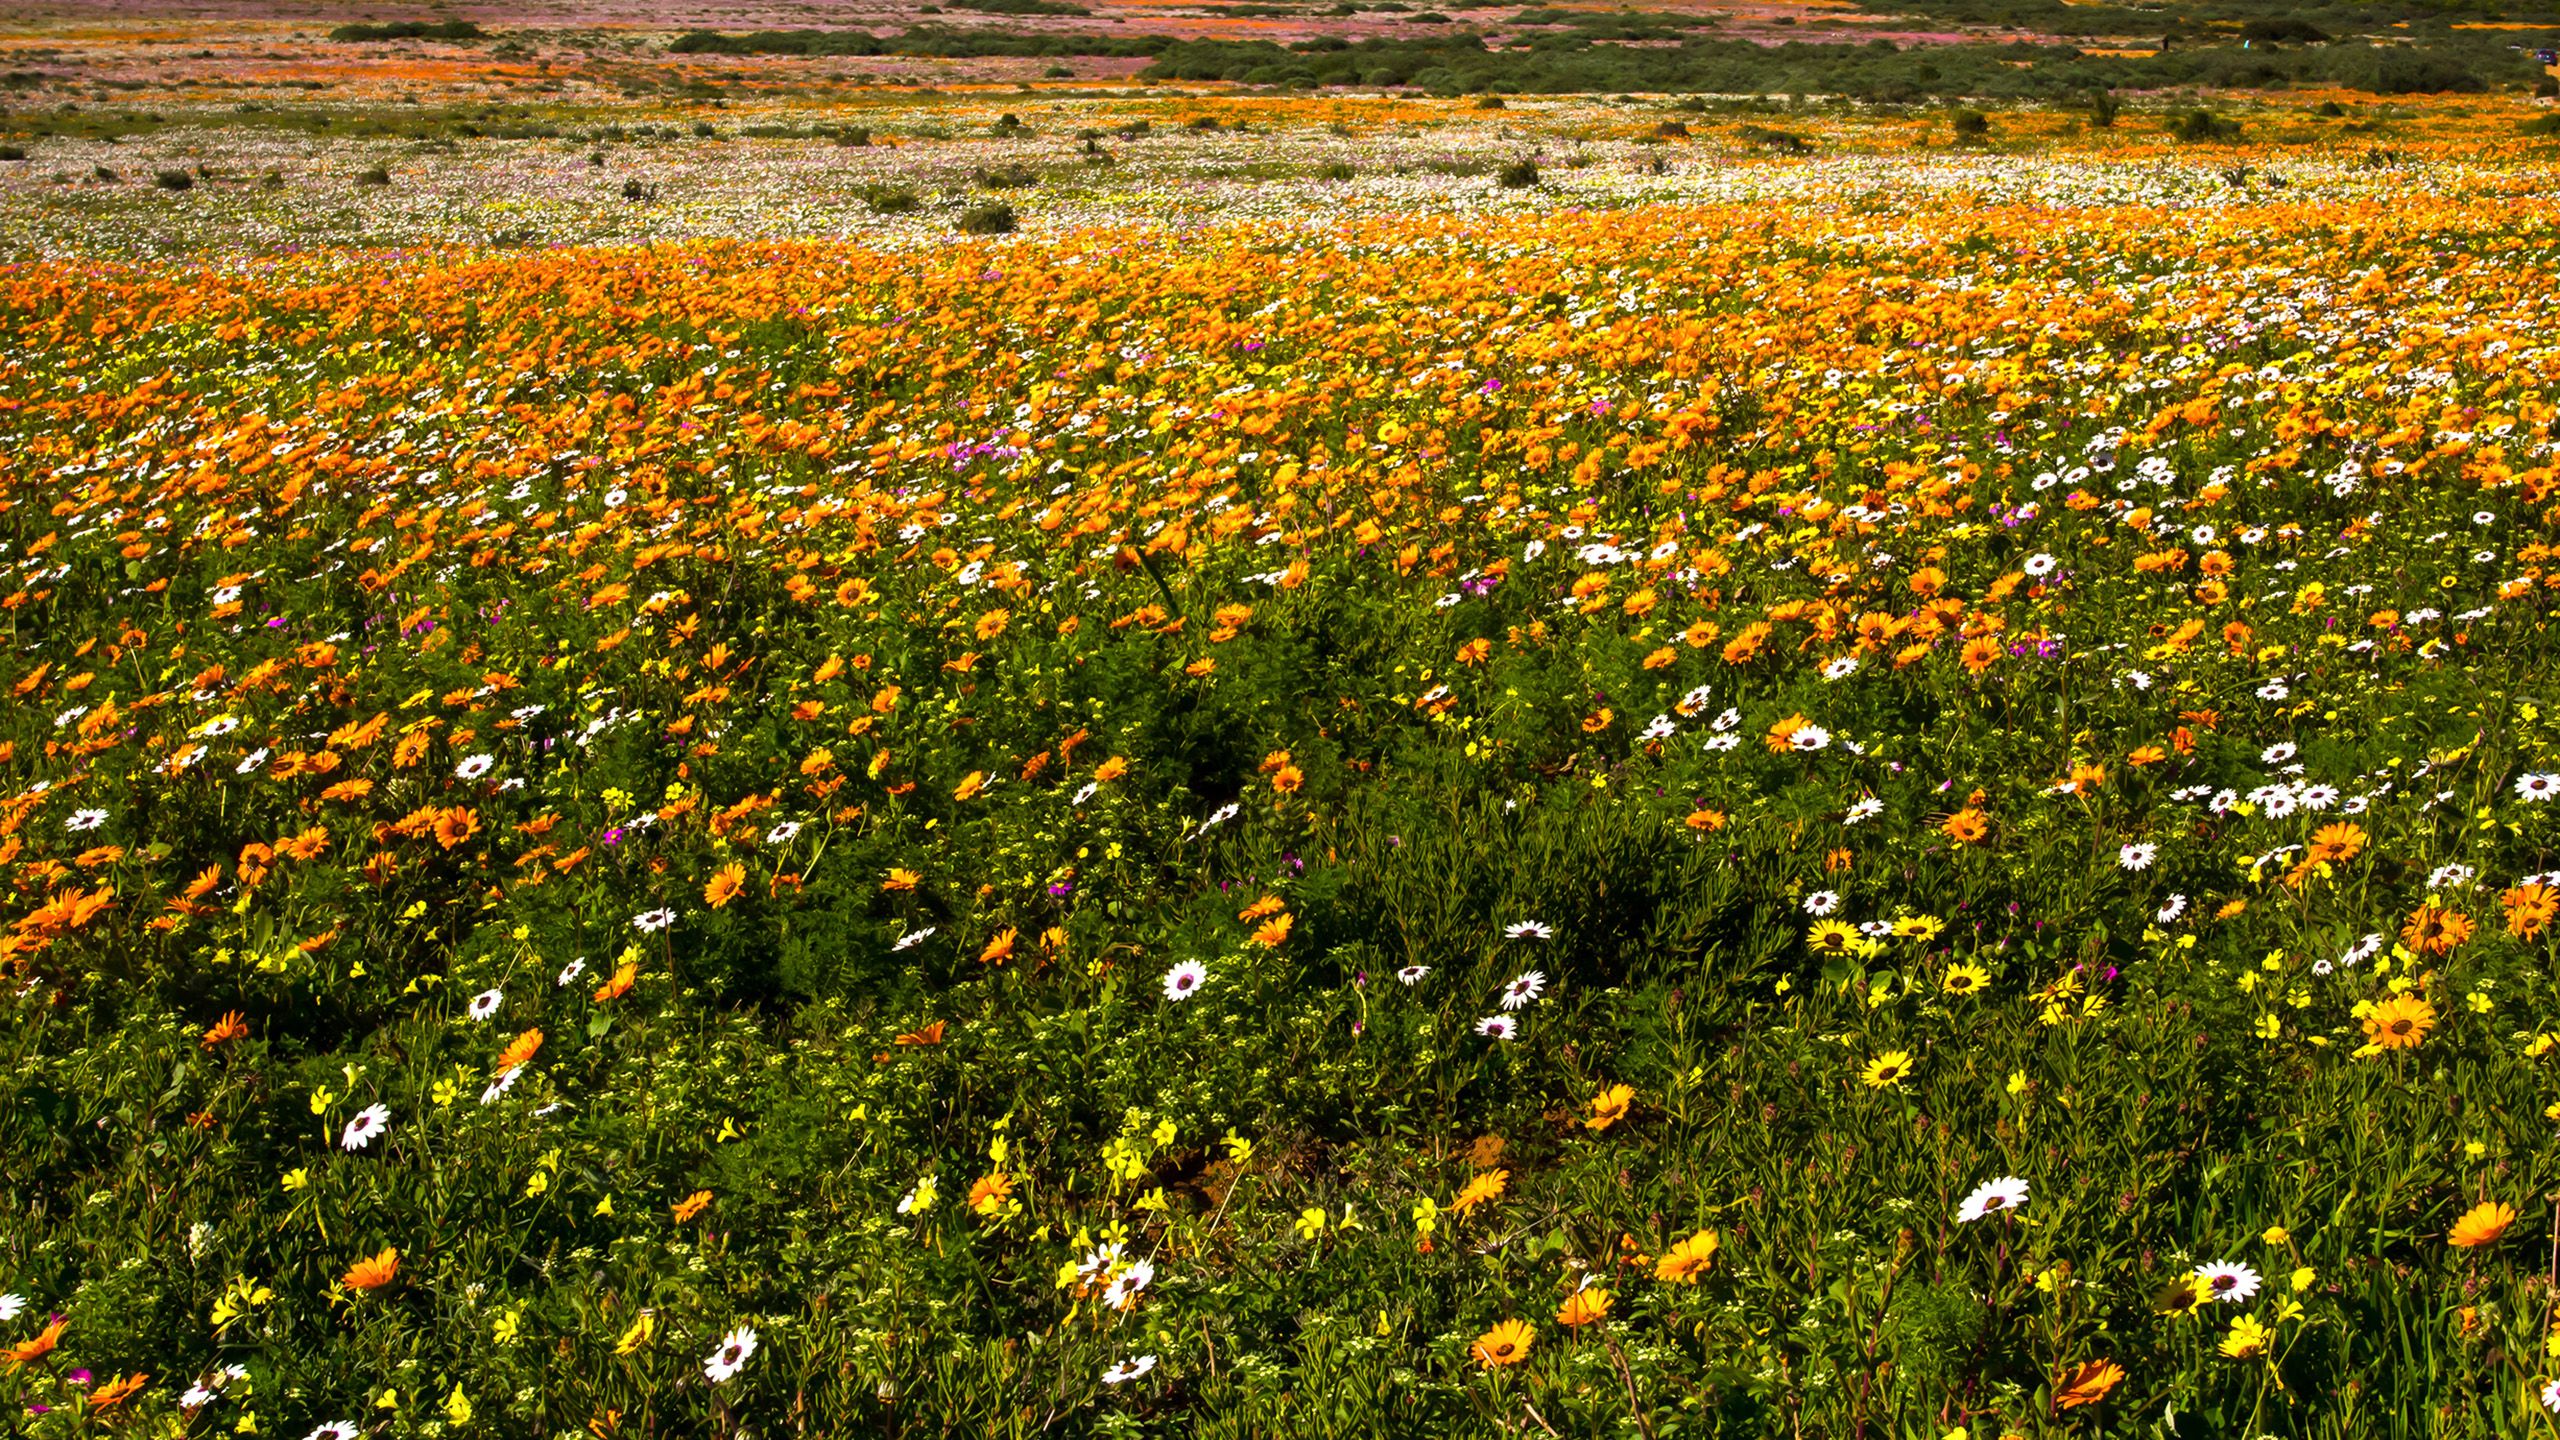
{"left": 466, "top": 988, "right": 503, "bottom": 1022}
{"left": 1499, "top": 971, "right": 1546, "bottom": 1010}
{"left": 556, "top": 958, "right": 588, "bottom": 986}
{"left": 305, "top": 1423, "right": 361, "bottom": 1440}
{"left": 2023, "top": 553, "right": 2057, "bottom": 578}
{"left": 2261, "top": 742, "right": 2297, "bottom": 763}
{"left": 2156, "top": 893, "right": 2187, "bottom": 923}
{"left": 1822, "top": 656, "right": 1858, "bottom": 681}
{"left": 1474, "top": 1015, "right": 1518, "bottom": 1040}
{"left": 1788, "top": 725, "right": 1832, "bottom": 752}
{"left": 703, "top": 1324, "right": 758, "bottom": 1384}
{"left": 68, "top": 807, "right": 109, "bottom": 831}
{"left": 2117, "top": 842, "right": 2156, "bottom": 871}
{"left": 0, "top": 1293, "right": 22, "bottom": 1322}
{"left": 1396, "top": 964, "right": 1429, "bottom": 985}
{"left": 2542, "top": 1377, "right": 2560, "bottom": 1413}
{"left": 1505, "top": 921, "right": 1553, "bottom": 940}
{"left": 340, "top": 1103, "right": 390, "bottom": 1151}
{"left": 1844, "top": 798, "right": 1883, "bottom": 825}
{"left": 1161, "top": 960, "right": 1208, "bottom": 1002}
{"left": 1103, "top": 1354, "right": 1159, "bottom": 1385}
{"left": 764, "top": 820, "right": 803, "bottom": 844}
{"left": 2516, "top": 774, "right": 2560, "bottom": 803}
{"left": 892, "top": 927, "right": 937, "bottom": 951}
{"left": 1100, "top": 1259, "right": 1155, "bottom": 1310}
{"left": 1075, "top": 1242, "right": 1126, "bottom": 1283}
{"left": 631, "top": 908, "right": 676, "bottom": 932}
{"left": 1804, "top": 890, "right": 1841, "bottom": 916}
{"left": 2429, "top": 863, "right": 2476, "bottom": 889}
{"left": 455, "top": 754, "right": 495, "bottom": 781}
{"left": 2194, "top": 1260, "right": 2260, "bottom": 1303}
{"left": 1956, "top": 1175, "right": 2029, "bottom": 1222}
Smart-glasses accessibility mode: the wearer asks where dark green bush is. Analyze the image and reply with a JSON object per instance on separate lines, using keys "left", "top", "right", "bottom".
{"left": 327, "top": 20, "right": 483, "bottom": 42}
{"left": 958, "top": 201, "right": 1017, "bottom": 234}
{"left": 2172, "top": 108, "right": 2240, "bottom": 143}
{"left": 949, "top": 0, "right": 1090, "bottom": 14}
{"left": 973, "top": 162, "right": 1040, "bottom": 189}
{"left": 2240, "top": 18, "right": 2327, "bottom": 44}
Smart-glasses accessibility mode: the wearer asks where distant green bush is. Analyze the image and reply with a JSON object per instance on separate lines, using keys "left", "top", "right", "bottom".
{"left": 327, "top": 20, "right": 484, "bottom": 42}
{"left": 2172, "top": 108, "right": 2241, "bottom": 143}
{"left": 669, "top": 27, "right": 1163, "bottom": 60}
{"left": 1134, "top": 31, "right": 2536, "bottom": 99}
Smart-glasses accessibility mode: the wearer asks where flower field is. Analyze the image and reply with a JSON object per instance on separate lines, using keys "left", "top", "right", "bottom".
{"left": 10, "top": 53, "right": 2560, "bottom": 1440}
